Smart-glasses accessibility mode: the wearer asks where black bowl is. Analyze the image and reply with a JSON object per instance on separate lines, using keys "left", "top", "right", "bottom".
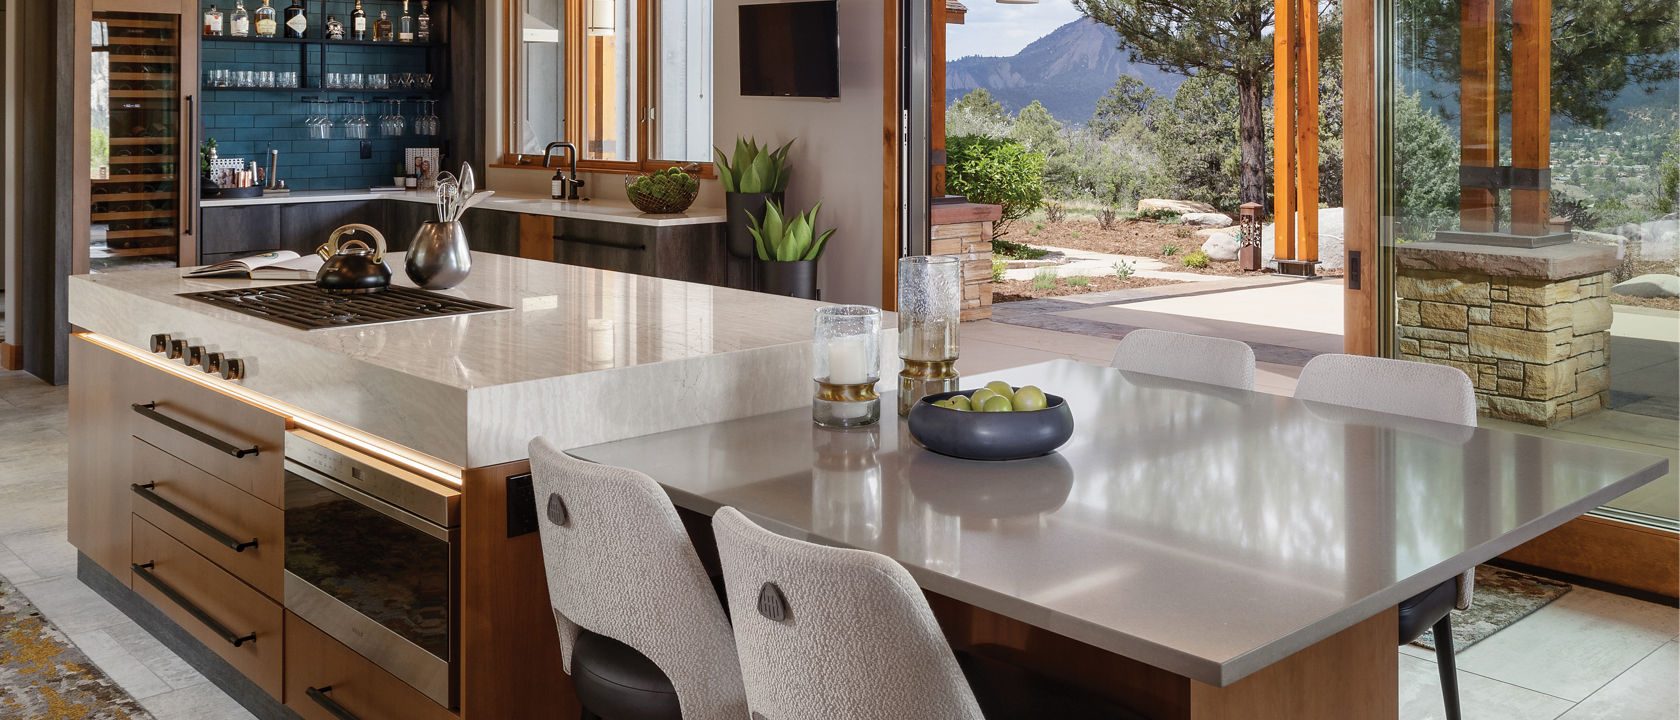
{"left": 906, "top": 389, "right": 1074, "bottom": 461}
{"left": 905, "top": 451, "right": 1075, "bottom": 517}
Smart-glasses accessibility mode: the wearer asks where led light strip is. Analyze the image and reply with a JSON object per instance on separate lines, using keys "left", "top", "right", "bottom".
{"left": 78, "top": 332, "right": 465, "bottom": 487}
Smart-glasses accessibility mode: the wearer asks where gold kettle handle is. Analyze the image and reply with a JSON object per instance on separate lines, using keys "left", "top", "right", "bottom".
{"left": 318, "top": 223, "right": 388, "bottom": 263}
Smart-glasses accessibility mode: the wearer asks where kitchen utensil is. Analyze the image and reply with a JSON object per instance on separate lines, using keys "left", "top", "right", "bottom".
{"left": 906, "top": 389, "right": 1074, "bottom": 461}
{"left": 405, "top": 221, "right": 471, "bottom": 290}
{"left": 315, "top": 223, "right": 392, "bottom": 295}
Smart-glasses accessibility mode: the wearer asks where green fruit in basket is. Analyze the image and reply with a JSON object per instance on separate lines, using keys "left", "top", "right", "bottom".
{"left": 985, "top": 380, "right": 1014, "bottom": 397}
{"left": 948, "top": 395, "right": 972, "bottom": 411}
{"left": 1011, "top": 385, "right": 1048, "bottom": 412}
{"left": 969, "top": 388, "right": 997, "bottom": 408}
{"left": 980, "top": 395, "right": 1013, "bottom": 413}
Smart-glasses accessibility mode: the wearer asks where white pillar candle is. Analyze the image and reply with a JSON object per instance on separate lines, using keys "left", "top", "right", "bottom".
{"left": 827, "top": 336, "right": 870, "bottom": 385}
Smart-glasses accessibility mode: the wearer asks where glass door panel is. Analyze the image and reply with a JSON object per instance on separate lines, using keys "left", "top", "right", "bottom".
{"left": 91, "top": 11, "right": 186, "bottom": 271}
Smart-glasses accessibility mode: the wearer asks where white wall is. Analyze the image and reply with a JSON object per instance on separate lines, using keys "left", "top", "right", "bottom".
{"left": 713, "top": 0, "right": 886, "bottom": 306}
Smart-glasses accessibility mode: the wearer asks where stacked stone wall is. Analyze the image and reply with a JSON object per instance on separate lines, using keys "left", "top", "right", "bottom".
{"left": 930, "top": 221, "right": 994, "bottom": 321}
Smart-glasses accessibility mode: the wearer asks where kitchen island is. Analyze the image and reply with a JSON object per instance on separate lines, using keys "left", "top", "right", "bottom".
{"left": 66, "top": 253, "right": 891, "bottom": 720}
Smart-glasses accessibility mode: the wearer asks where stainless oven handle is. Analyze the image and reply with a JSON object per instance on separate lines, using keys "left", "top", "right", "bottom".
{"left": 285, "top": 460, "right": 451, "bottom": 542}
{"left": 306, "top": 687, "right": 363, "bottom": 720}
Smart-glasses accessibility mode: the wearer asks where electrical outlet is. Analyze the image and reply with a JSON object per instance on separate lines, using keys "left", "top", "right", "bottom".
{"left": 360, "top": 141, "right": 372, "bottom": 160}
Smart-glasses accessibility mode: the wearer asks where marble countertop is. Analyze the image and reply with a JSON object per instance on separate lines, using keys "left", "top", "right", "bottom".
{"left": 570, "top": 359, "right": 1669, "bottom": 687}
{"left": 70, "top": 253, "right": 891, "bottom": 467}
{"left": 201, "top": 189, "right": 727, "bottom": 227}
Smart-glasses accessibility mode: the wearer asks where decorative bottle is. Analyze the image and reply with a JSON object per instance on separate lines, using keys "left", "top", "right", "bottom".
{"left": 416, "top": 0, "right": 431, "bottom": 41}
{"left": 398, "top": 1, "right": 414, "bottom": 41}
{"left": 374, "top": 10, "right": 393, "bottom": 41}
{"left": 230, "top": 0, "right": 250, "bottom": 37}
{"left": 283, "top": 0, "right": 306, "bottom": 38}
{"left": 203, "top": 5, "right": 223, "bottom": 36}
{"left": 253, "top": 0, "right": 277, "bottom": 37}
{"left": 325, "top": 15, "right": 344, "bottom": 39}
{"left": 351, "top": 0, "right": 367, "bottom": 40}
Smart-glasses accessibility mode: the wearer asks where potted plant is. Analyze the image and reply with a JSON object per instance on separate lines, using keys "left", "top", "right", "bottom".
{"left": 716, "top": 136, "right": 793, "bottom": 258}
{"left": 749, "top": 200, "right": 834, "bottom": 299}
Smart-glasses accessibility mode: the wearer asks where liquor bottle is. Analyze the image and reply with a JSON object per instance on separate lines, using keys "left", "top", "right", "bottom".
{"left": 253, "top": 0, "right": 277, "bottom": 37}
{"left": 416, "top": 0, "right": 430, "bottom": 41}
{"left": 204, "top": 5, "right": 223, "bottom": 35}
{"left": 397, "top": 1, "right": 414, "bottom": 42}
{"left": 374, "top": 10, "right": 393, "bottom": 42}
{"left": 283, "top": 0, "right": 306, "bottom": 38}
{"left": 351, "top": 0, "right": 367, "bottom": 40}
{"left": 230, "top": 0, "right": 250, "bottom": 37}
{"left": 325, "top": 15, "right": 344, "bottom": 39}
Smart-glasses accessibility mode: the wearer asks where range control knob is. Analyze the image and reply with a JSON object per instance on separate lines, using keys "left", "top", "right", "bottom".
{"left": 168, "top": 339, "right": 188, "bottom": 360}
{"left": 186, "top": 346, "right": 206, "bottom": 368}
{"left": 149, "top": 334, "right": 172, "bottom": 354}
{"left": 205, "top": 352, "right": 225, "bottom": 375}
{"left": 222, "top": 358, "right": 245, "bottom": 381}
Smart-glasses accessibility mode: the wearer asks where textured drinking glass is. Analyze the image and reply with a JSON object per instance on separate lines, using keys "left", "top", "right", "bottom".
{"left": 896, "top": 255, "right": 963, "bottom": 415}
{"left": 812, "top": 305, "right": 882, "bottom": 428}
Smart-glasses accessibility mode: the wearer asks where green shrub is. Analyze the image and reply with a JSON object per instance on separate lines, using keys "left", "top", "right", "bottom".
{"left": 1182, "top": 251, "right": 1211, "bottom": 268}
{"left": 1066, "top": 275, "right": 1091, "bottom": 287}
{"left": 1034, "top": 221, "right": 1046, "bottom": 231}
{"left": 1137, "top": 208, "right": 1182, "bottom": 223}
{"left": 1070, "top": 231, "right": 1082, "bottom": 239}
{"left": 1032, "top": 267, "right": 1058, "bottom": 290}
{"left": 1175, "top": 227, "right": 1192, "bottom": 238}
{"left": 1045, "top": 202, "right": 1068, "bottom": 223}
{"left": 946, "top": 134, "right": 1046, "bottom": 238}
{"left": 1112, "top": 260, "right": 1135, "bottom": 280}
{"left": 991, "top": 258, "right": 1008, "bottom": 283}
{"left": 1096, "top": 207, "right": 1118, "bottom": 230}
{"left": 993, "top": 238, "right": 1048, "bottom": 260}
{"left": 1162, "top": 243, "right": 1180, "bottom": 257}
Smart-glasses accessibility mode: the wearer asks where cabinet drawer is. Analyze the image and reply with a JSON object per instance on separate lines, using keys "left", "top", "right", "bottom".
{"left": 285, "top": 612, "right": 458, "bottom": 720}
{"left": 129, "top": 360, "right": 285, "bottom": 505}
{"left": 131, "top": 437, "right": 283, "bottom": 599}
{"left": 131, "top": 517, "right": 284, "bottom": 698}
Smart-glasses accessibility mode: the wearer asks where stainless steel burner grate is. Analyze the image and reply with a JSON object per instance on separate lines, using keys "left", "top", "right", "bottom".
{"left": 182, "top": 283, "right": 511, "bottom": 331}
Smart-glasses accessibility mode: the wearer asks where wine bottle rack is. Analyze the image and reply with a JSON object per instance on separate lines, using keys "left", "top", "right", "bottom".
{"left": 93, "top": 11, "right": 186, "bottom": 264}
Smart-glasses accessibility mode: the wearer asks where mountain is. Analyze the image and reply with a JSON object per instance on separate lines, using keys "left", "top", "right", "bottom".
{"left": 946, "top": 18, "right": 1187, "bottom": 127}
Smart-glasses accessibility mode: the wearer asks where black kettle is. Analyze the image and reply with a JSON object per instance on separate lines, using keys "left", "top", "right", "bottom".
{"left": 316, "top": 224, "right": 392, "bottom": 295}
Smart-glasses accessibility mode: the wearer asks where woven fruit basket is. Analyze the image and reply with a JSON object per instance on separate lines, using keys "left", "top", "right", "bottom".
{"left": 624, "top": 167, "right": 700, "bottom": 214}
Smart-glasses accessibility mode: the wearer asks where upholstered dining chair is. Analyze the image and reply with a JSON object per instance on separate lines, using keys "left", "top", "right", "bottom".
{"left": 528, "top": 436, "right": 748, "bottom": 720}
{"left": 712, "top": 506, "right": 1147, "bottom": 720}
{"left": 1110, "top": 328, "right": 1257, "bottom": 390}
{"left": 1294, "top": 353, "right": 1477, "bottom": 720}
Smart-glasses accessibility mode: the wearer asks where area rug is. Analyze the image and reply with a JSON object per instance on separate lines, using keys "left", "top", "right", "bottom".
{"left": 0, "top": 573, "right": 154, "bottom": 719}
{"left": 1411, "top": 565, "right": 1572, "bottom": 653}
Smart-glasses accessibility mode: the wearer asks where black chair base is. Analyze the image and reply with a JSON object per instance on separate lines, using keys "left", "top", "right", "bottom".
{"left": 957, "top": 644, "right": 1151, "bottom": 720}
{"left": 572, "top": 630, "right": 683, "bottom": 720}
{"left": 1399, "top": 579, "right": 1463, "bottom": 720}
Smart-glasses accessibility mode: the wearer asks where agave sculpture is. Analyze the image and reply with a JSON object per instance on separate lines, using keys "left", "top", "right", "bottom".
{"left": 749, "top": 200, "right": 835, "bottom": 262}
{"left": 715, "top": 137, "right": 794, "bottom": 194}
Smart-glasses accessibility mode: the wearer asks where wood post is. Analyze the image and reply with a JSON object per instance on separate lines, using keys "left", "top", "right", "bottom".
{"left": 1459, "top": 0, "right": 1498, "bottom": 233}
{"left": 1273, "top": 0, "right": 1320, "bottom": 264}
{"left": 1510, "top": 0, "right": 1552, "bottom": 236}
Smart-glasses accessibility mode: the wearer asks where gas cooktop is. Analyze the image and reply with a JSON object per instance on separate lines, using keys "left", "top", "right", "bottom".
{"left": 182, "top": 283, "right": 511, "bottom": 331}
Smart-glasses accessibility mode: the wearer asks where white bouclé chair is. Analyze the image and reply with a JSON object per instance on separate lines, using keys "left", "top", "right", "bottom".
{"left": 1110, "top": 328, "right": 1257, "bottom": 390}
{"left": 1295, "top": 353, "right": 1477, "bottom": 720}
{"left": 528, "top": 437, "right": 747, "bottom": 720}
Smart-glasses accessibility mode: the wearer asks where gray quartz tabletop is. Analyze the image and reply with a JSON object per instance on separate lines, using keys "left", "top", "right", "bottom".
{"left": 568, "top": 359, "right": 1669, "bottom": 687}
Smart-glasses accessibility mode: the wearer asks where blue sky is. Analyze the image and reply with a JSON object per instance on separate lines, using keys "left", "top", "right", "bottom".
{"left": 946, "top": 0, "right": 1085, "bottom": 60}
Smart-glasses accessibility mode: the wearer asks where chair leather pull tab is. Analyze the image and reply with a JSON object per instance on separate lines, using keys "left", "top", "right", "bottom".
{"left": 546, "top": 493, "right": 569, "bottom": 526}
{"left": 757, "top": 582, "right": 788, "bottom": 622}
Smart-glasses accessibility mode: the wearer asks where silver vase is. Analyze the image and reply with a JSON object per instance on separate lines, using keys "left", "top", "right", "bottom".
{"left": 405, "top": 221, "right": 471, "bottom": 289}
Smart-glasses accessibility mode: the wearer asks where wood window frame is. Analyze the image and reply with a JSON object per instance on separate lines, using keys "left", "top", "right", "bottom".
{"left": 497, "top": 0, "right": 714, "bottom": 178}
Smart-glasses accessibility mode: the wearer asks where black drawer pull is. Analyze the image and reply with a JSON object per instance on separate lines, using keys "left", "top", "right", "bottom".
{"left": 306, "top": 686, "right": 363, "bottom": 720}
{"left": 132, "top": 483, "right": 259, "bottom": 553}
{"left": 555, "top": 234, "right": 646, "bottom": 251}
{"left": 131, "top": 402, "right": 260, "bottom": 459}
{"left": 131, "top": 562, "right": 258, "bottom": 648}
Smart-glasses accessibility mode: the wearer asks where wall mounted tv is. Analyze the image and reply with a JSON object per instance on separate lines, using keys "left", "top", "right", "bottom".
{"left": 738, "top": 1, "right": 840, "bottom": 99}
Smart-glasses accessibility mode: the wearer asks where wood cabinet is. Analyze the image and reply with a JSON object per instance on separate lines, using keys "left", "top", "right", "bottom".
{"left": 553, "top": 218, "right": 728, "bottom": 286}
{"left": 131, "top": 436, "right": 284, "bottom": 599}
{"left": 285, "top": 612, "right": 457, "bottom": 720}
{"left": 200, "top": 205, "right": 281, "bottom": 258}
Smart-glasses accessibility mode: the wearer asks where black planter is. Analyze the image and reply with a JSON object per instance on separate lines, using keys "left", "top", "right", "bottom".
{"left": 756, "top": 260, "right": 818, "bottom": 299}
{"left": 725, "top": 191, "right": 784, "bottom": 259}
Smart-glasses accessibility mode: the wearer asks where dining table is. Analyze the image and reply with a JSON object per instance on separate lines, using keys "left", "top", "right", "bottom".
{"left": 567, "top": 359, "right": 1669, "bottom": 720}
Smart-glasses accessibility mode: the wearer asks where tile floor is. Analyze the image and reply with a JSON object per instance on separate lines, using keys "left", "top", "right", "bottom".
{"left": 2, "top": 340, "right": 1677, "bottom": 719}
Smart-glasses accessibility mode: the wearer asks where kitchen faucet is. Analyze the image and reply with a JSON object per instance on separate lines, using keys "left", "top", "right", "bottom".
{"left": 542, "top": 141, "right": 584, "bottom": 200}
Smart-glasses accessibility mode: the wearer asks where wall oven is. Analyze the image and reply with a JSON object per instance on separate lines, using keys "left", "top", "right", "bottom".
{"left": 283, "top": 429, "right": 461, "bottom": 709}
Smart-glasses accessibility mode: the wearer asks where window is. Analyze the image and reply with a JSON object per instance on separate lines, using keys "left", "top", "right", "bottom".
{"left": 503, "top": 0, "right": 712, "bottom": 172}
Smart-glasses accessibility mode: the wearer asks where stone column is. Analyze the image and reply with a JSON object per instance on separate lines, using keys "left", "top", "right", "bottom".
{"left": 1395, "top": 242, "right": 1619, "bottom": 426}
{"left": 929, "top": 203, "right": 1002, "bottom": 322}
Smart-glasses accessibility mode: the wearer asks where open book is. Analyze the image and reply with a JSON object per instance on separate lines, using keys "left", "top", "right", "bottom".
{"left": 184, "top": 251, "right": 324, "bottom": 280}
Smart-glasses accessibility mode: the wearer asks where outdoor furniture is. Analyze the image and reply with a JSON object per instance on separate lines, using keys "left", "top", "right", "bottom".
{"left": 1110, "top": 328, "right": 1256, "bottom": 390}
{"left": 1295, "top": 353, "right": 1480, "bottom": 720}
{"left": 569, "top": 359, "right": 1666, "bottom": 720}
{"left": 527, "top": 437, "right": 747, "bottom": 720}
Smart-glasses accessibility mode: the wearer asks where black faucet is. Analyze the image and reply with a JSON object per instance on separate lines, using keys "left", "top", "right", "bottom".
{"left": 542, "top": 142, "right": 584, "bottom": 200}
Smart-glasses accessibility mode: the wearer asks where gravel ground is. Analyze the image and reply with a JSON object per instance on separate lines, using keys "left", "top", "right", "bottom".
{"left": 992, "top": 275, "right": 1184, "bottom": 303}
{"left": 1006, "top": 216, "right": 1253, "bottom": 277}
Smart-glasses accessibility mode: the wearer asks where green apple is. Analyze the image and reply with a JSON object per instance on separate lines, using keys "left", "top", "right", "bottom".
{"left": 980, "top": 395, "right": 1014, "bottom": 413}
{"left": 970, "top": 389, "right": 997, "bottom": 408}
{"left": 948, "top": 395, "right": 972, "bottom": 411}
{"left": 1011, "top": 385, "right": 1048, "bottom": 412}
{"left": 985, "top": 380, "right": 1015, "bottom": 397}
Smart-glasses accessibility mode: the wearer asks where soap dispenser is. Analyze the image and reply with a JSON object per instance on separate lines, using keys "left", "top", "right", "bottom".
{"left": 550, "top": 166, "right": 566, "bottom": 200}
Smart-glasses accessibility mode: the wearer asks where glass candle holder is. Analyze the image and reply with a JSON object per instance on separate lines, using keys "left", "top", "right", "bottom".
{"left": 812, "top": 305, "right": 882, "bottom": 428}
{"left": 896, "top": 255, "right": 963, "bottom": 415}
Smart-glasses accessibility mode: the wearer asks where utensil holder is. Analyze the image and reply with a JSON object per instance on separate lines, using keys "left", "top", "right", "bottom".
{"left": 405, "top": 221, "right": 471, "bottom": 290}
